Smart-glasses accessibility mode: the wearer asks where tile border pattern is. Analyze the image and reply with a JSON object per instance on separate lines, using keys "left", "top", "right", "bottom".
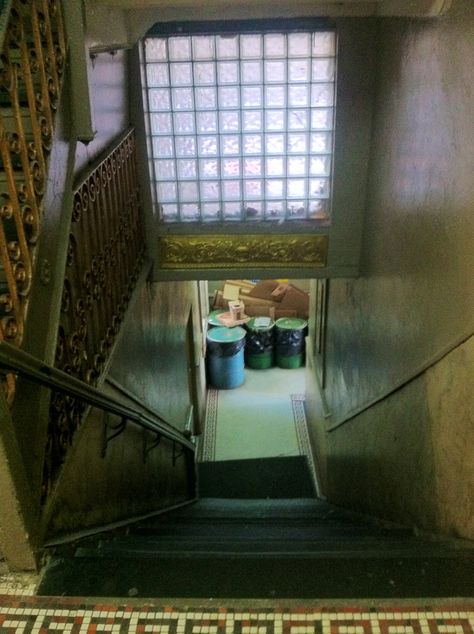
{"left": 291, "top": 393, "right": 319, "bottom": 494}
{"left": 200, "top": 390, "right": 312, "bottom": 465}
{"left": 200, "top": 387, "right": 219, "bottom": 461}
{"left": 0, "top": 596, "right": 472, "bottom": 634}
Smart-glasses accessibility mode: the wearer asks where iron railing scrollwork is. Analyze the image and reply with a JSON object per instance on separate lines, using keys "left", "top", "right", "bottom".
{"left": 0, "top": 339, "right": 194, "bottom": 457}
{"left": 0, "top": 0, "right": 65, "bottom": 404}
{"left": 43, "top": 128, "right": 146, "bottom": 501}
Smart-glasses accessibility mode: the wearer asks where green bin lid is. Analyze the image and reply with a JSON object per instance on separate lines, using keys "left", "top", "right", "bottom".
{"left": 275, "top": 317, "right": 307, "bottom": 330}
{"left": 207, "top": 309, "right": 226, "bottom": 326}
{"left": 247, "top": 317, "right": 274, "bottom": 332}
{"left": 207, "top": 326, "right": 246, "bottom": 343}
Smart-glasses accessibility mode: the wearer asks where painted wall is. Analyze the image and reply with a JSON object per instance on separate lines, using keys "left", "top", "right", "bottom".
{"left": 306, "top": 1, "right": 474, "bottom": 539}
{"left": 41, "top": 274, "right": 206, "bottom": 538}
{"left": 124, "top": 2, "right": 450, "bottom": 45}
{"left": 107, "top": 280, "right": 206, "bottom": 432}
{"left": 74, "top": 48, "right": 130, "bottom": 174}
{"left": 43, "top": 388, "right": 193, "bottom": 539}
{"left": 325, "top": 4, "right": 474, "bottom": 423}
{"left": 324, "top": 335, "right": 474, "bottom": 538}
{"left": 84, "top": 2, "right": 129, "bottom": 51}
{"left": 71, "top": 23, "right": 207, "bottom": 433}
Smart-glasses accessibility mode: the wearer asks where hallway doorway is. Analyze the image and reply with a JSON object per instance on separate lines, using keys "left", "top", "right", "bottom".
{"left": 196, "top": 278, "right": 319, "bottom": 494}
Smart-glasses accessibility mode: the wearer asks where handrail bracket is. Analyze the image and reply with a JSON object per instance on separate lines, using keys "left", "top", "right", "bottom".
{"left": 143, "top": 428, "right": 162, "bottom": 463}
{"left": 172, "top": 441, "right": 185, "bottom": 466}
{"left": 101, "top": 413, "right": 128, "bottom": 458}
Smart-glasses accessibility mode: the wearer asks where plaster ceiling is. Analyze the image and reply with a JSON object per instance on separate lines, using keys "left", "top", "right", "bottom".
{"left": 91, "top": 0, "right": 453, "bottom": 18}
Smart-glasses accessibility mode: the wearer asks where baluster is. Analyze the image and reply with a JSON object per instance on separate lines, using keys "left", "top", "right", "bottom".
{"left": 44, "top": 130, "right": 146, "bottom": 499}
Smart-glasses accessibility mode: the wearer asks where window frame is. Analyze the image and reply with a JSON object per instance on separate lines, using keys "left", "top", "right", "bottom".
{"left": 140, "top": 17, "right": 337, "bottom": 227}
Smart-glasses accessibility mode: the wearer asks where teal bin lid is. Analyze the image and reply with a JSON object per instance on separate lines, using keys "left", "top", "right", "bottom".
{"left": 207, "top": 326, "right": 246, "bottom": 343}
{"left": 208, "top": 309, "right": 226, "bottom": 326}
{"left": 247, "top": 317, "right": 274, "bottom": 332}
{"left": 275, "top": 317, "right": 307, "bottom": 330}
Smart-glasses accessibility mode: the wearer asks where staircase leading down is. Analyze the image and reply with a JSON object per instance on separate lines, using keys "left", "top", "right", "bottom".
{"left": 38, "top": 457, "right": 474, "bottom": 598}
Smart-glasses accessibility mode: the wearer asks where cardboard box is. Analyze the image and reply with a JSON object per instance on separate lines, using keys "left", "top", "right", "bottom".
{"left": 244, "top": 305, "right": 276, "bottom": 318}
{"left": 222, "top": 279, "right": 254, "bottom": 290}
{"left": 248, "top": 279, "right": 281, "bottom": 302}
{"left": 213, "top": 290, "right": 226, "bottom": 309}
{"left": 222, "top": 283, "right": 241, "bottom": 301}
{"left": 278, "top": 286, "right": 309, "bottom": 319}
{"left": 271, "top": 283, "right": 290, "bottom": 301}
{"left": 239, "top": 293, "right": 276, "bottom": 307}
{"left": 214, "top": 280, "right": 308, "bottom": 319}
{"left": 275, "top": 309, "right": 298, "bottom": 319}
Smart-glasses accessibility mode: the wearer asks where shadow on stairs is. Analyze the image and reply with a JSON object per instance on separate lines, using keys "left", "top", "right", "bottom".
{"left": 37, "top": 457, "right": 474, "bottom": 599}
{"left": 198, "top": 456, "right": 315, "bottom": 498}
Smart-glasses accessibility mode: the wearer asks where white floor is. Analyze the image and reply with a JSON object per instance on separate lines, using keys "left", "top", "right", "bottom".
{"left": 201, "top": 367, "right": 308, "bottom": 462}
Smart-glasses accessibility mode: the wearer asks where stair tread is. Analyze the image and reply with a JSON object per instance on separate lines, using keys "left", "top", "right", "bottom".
{"left": 38, "top": 459, "right": 474, "bottom": 599}
{"left": 133, "top": 524, "right": 411, "bottom": 538}
{"left": 76, "top": 541, "right": 464, "bottom": 559}
{"left": 37, "top": 554, "right": 474, "bottom": 598}
{"left": 142, "top": 497, "right": 388, "bottom": 524}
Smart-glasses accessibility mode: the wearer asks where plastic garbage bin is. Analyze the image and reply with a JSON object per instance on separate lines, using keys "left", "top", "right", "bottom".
{"left": 207, "top": 309, "right": 226, "bottom": 328}
{"left": 245, "top": 317, "right": 275, "bottom": 369}
{"left": 275, "top": 317, "right": 307, "bottom": 369}
{"left": 206, "top": 326, "right": 246, "bottom": 389}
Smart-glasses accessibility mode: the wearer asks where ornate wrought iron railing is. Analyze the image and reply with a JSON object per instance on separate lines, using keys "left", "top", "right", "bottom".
{"left": 0, "top": 339, "right": 195, "bottom": 459}
{"left": 0, "top": 0, "right": 65, "bottom": 403}
{"left": 44, "top": 128, "right": 146, "bottom": 499}
{"left": 0, "top": 341, "right": 195, "bottom": 486}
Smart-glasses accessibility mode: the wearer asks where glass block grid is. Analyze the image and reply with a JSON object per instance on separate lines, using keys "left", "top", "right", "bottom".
{"left": 142, "top": 31, "right": 336, "bottom": 223}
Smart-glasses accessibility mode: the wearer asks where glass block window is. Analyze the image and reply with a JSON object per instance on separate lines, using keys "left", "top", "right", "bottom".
{"left": 141, "top": 30, "right": 336, "bottom": 223}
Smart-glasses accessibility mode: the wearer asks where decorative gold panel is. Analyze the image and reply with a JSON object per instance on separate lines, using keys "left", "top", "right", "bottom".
{"left": 158, "top": 234, "right": 328, "bottom": 269}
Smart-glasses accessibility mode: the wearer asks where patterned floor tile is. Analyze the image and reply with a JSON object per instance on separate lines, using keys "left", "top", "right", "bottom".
{"left": 0, "top": 596, "right": 472, "bottom": 634}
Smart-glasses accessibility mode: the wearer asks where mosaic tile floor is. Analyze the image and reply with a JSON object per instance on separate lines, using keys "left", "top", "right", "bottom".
{"left": 0, "top": 594, "right": 473, "bottom": 634}
{"left": 1, "top": 572, "right": 473, "bottom": 632}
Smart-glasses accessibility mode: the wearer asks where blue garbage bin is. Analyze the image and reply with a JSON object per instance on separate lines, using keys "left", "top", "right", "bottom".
{"left": 206, "top": 326, "right": 246, "bottom": 389}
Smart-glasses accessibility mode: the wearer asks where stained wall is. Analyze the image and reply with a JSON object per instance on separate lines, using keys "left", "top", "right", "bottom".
{"left": 107, "top": 280, "right": 205, "bottom": 432}
{"left": 74, "top": 49, "right": 130, "bottom": 174}
{"left": 306, "top": 1, "right": 474, "bottom": 539}
{"left": 43, "top": 399, "right": 193, "bottom": 539}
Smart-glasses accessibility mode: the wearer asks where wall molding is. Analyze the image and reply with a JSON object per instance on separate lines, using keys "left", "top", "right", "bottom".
{"left": 325, "top": 328, "right": 474, "bottom": 433}
{"left": 157, "top": 234, "right": 328, "bottom": 270}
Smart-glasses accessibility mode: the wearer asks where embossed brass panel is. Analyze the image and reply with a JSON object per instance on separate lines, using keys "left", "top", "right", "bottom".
{"left": 158, "top": 234, "right": 328, "bottom": 270}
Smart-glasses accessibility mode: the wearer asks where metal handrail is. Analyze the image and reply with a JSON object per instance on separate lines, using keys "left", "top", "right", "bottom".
{"left": 0, "top": 341, "right": 195, "bottom": 452}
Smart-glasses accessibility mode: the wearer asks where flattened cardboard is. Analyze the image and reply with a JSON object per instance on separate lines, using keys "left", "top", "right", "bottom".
{"left": 279, "top": 286, "right": 309, "bottom": 318}
{"left": 223, "top": 283, "right": 241, "bottom": 301}
{"left": 239, "top": 294, "right": 276, "bottom": 307}
{"left": 248, "top": 279, "right": 280, "bottom": 302}
{"left": 245, "top": 305, "right": 276, "bottom": 318}
{"left": 275, "top": 309, "right": 298, "bottom": 319}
